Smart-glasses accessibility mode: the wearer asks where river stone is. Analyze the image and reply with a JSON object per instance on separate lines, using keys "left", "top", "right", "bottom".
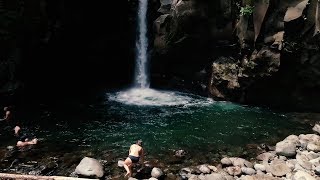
{"left": 286, "top": 159, "right": 297, "bottom": 170}
{"left": 315, "top": 166, "right": 320, "bottom": 175}
{"left": 128, "top": 178, "right": 137, "bottom": 180}
{"left": 208, "top": 165, "right": 217, "bottom": 172}
{"left": 307, "top": 143, "right": 320, "bottom": 152}
{"left": 189, "top": 174, "right": 200, "bottom": 180}
{"left": 305, "top": 151, "right": 320, "bottom": 160}
{"left": 197, "top": 164, "right": 211, "bottom": 174}
{"left": 296, "top": 153, "right": 313, "bottom": 170}
{"left": 292, "top": 170, "right": 316, "bottom": 180}
{"left": 226, "top": 166, "right": 242, "bottom": 176}
{"left": 294, "top": 163, "right": 305, "bottom": 171}
{"left": 268, "top": 161, "right": 291, "bottom": 177}
{"left": 299, "top": 134, "right": 320, "bottom": 143}
{"left": 284, "top": 135, "right": 300, "bottom": 145}
{"left": 204, "top": 173, "right": 233, "bottom": 180}
{"left": 238, "top": 174, "right": 281, "bottom": 180}
{"left": 149, "top": 178, "right": 157, "bottom": 180}
{"left": 75, "top": 157, "right": 104, "bottom": 178}
{"left": 151, "top": 167, "right": 164, "bottom": 178}
{"left": 256, "top": 152, "right": 276, "bottom": 161}
{"left": 312, "top": 124, "right": 320, "bottom": 134}
{"left": 254, "top": 164, "right": 266, "bottom": 172}
{"left": 221, "top": 157, "right": 232, "bottom": 166}
{"left": 118, "top": 160, "right": 124, "bottom": 167}
{"left": 229, "top": 157, "right": 253, "bottom": 168}
{"left": 310, "top": 157, "right": 320, "bottom": 167}
{"left": 241, "top": 167, "right": 256, "bottom": 175}
{"left": 275, "top": 140, "right": 297, "bottom": 157}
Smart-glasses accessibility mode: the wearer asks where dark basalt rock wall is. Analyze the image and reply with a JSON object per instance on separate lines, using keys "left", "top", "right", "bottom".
{"left": 152, "top": 0, "right": 320, "bottom": 111}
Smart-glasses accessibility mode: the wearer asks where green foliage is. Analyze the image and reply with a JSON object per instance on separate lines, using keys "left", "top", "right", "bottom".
{"left": 240, "top": 5, "right": 254, "bottom": 16}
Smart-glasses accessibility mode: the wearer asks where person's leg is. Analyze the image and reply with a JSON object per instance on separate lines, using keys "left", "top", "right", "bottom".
{"left": 124, "top": 157, "right": 132, "bottom": 177}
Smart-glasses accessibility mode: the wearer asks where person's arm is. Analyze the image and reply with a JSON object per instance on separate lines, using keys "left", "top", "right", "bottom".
{"left": 14, "top": 126, "right": 20, "bottom": 136}
{"left": 4, "top": 111, "right": 10, "bottom": 120}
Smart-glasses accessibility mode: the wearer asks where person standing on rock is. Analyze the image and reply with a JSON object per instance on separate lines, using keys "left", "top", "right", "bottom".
{"left": 123, "top": 140, "right": 144, "bottom": 178}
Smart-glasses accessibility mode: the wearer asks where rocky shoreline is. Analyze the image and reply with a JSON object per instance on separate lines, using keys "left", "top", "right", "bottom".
{"left": 1, "top": 123, "right": 319, "bottom": 180}
{"left": 113, "top": 124, "right": 320, "bottom": 180}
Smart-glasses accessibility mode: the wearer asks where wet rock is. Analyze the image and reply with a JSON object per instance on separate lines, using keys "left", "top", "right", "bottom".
{"left": 151, "top": 167, "right": 164, "bottom": 178}
{"left": 241, "top": 167, "right": 256, "bottom": 175}
{"left": 118, "top": 160, "right": 124, "bottom": 167}
{"left": 292, "top": 170, "right": 316, "bottom": 180}
{"left": 197, "top": 164, "right": 211, "bottom": 174}
{"left": 254, "top": 164, "right": 266, "bottom": 172}
{"left": 226, "top": 166, "right": 241, "bottom": 176}
{"left": 221, "top": 157, "right": 232, "bottom": 166}
{"left": 174, "top": 149, "right": 186, "bottom": 158}
{"left": 149, "top": 178, "right": 158, "bottom": 180}
{"left": 312, "top": 124, "right": 320, "bottom": 134}
{"left": 74, "top": 157, "right": 104, "bottom": 178}
{"left": 275, "top": 140, "right": 297, "bottom": 157}
{"left": 284, "top": 0, "right": 309, "bottom": 22}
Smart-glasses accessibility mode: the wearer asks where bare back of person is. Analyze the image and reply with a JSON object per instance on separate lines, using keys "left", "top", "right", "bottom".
{"left": 129, "top": 144, "right": 142, "bottom": 157}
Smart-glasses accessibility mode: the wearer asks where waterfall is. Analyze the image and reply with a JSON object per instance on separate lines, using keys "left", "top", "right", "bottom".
{"left": 134, "top": 0, "right": 149, "bottom": 88}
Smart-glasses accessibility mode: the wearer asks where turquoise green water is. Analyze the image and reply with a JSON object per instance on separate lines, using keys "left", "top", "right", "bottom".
{"left": 33, "top": 89, "right": 311, "bottom": 160}
{"left": 0, "top": 88, "right": 313, "bottom": 175}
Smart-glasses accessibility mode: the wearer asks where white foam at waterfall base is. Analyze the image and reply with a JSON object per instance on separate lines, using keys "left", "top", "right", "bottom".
{"left": 108, "top": 88, "right": 213, "bottom": 106}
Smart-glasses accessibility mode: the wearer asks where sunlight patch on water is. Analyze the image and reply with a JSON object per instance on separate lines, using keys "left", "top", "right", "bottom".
{"left": 108, "top": 88, "right": 213, "bottom": 106}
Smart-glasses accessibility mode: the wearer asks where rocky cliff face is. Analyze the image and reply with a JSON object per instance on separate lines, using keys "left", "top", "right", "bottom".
{"left": 153, "top": 0, "right": 320, "bottom": 111}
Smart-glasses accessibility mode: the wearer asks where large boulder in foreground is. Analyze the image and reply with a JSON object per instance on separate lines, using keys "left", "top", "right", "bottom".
{"left": 75, "top": 157, "right": 104, "bottom": 178}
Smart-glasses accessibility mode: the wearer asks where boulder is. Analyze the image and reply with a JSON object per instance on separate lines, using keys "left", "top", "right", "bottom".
{"left": 284, "top": 0, "right": 309, "bottom": 22}
{"left": 204, "top": 173, "right": 234, "bottom": 180}
{"left": 256, "top": 152, "right": 276, "bottom": 161}
{"left": 226, "top": 166, "right": 242, "bottom": 176}
{"left": 292, "top": 170, "right": 316, "bottom": 180}
{"left": 229, "top": 157, "right": 253, "bottom": 168}
{"left": 268, "top": 160, "right": 291, "bottom": 177}
{"left": 197, "top": 164, "right": 211, "bottom": 174}
{"left": 118, "top": 160, "right": 124, "bottom": 167}
{"left": 238, "top": 174, "right": 281, "bottom": 180}
{"left": 241, "top": 167, "right": 256, "bottom": 175}
{"left": 296, "top": 153, "right": 313, "bottom": 170}
{"left": 189, "top": 174, "right": 200, "bottom": 180}
{"left": 307, "top": 143, "right": 320, "bottom": 152}
{"left": 74, "top": 157, "right": 104, "bottom": 178}
{"left": 151, "top": 167, "right": 164, "bottom": 179}
{"left": 275, "top": 140, "right": 297, "bottom": 157}
{"left": 254, "top": 164, "right": 266, "bottom": 172}
{"left": 221, "top": 157, "right": 233, "bottom": 166}
{"left": 312, "top": 124, "right": 320, "bottom": 134}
